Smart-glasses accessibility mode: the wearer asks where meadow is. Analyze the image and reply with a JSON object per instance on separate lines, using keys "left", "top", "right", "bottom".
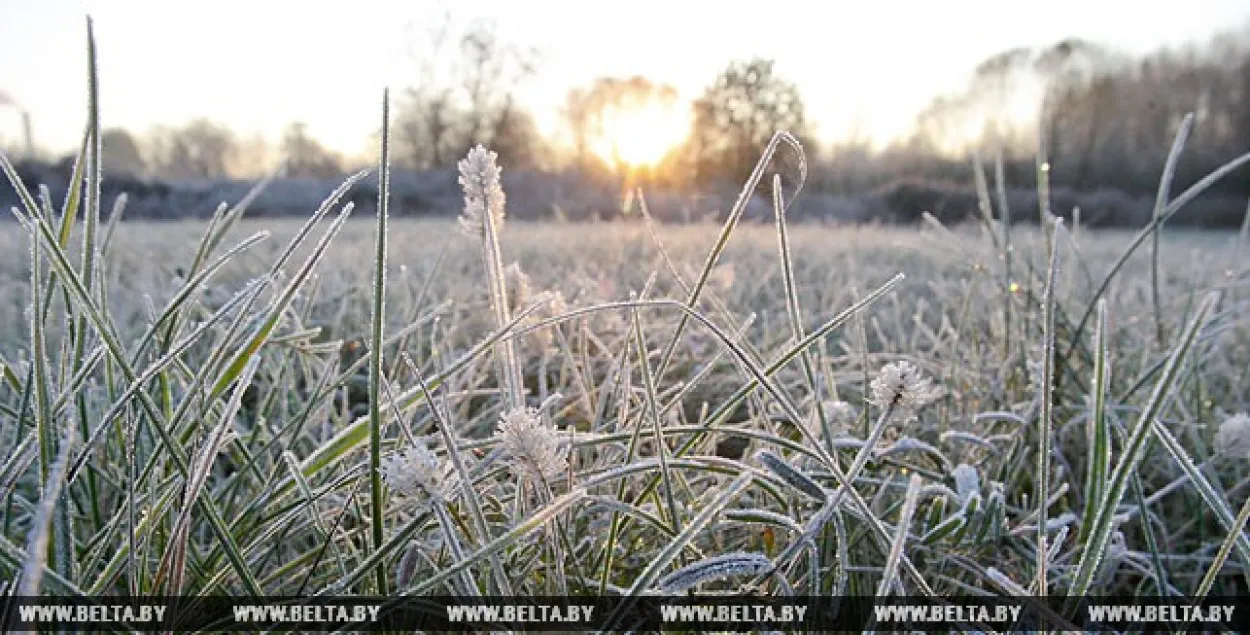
{"left": 3, "top": 30, "right": 1250, "bottom": 633}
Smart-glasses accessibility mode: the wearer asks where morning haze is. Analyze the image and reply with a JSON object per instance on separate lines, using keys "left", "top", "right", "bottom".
{"left": 2, "top": 1, "right": 1249, "bottom": 225}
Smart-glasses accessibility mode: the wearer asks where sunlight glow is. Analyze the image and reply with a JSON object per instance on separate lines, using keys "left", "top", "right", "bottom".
{"left": 591, "top": 101, "right": 690, "bottom": 168}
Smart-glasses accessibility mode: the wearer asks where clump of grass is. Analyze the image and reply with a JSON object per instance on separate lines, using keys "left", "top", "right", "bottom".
{"left": 3, "top": 20, "right": 1250, "bottom": 622}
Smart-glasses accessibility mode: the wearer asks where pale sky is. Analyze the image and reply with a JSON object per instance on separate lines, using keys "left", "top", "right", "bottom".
{"left": 2, "top": 0, "right": 1249, "bottom": 162}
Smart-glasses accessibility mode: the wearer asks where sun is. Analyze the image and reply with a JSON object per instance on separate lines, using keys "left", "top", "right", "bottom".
{"left": 591, "top": 101, "right": 690, "bottom": 168}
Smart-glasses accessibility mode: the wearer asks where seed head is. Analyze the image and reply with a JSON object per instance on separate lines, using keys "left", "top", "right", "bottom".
{"left": 457, "top": 145, "right": 506, "bottom": 238}
{"left": 378, "top": 442, "right": 449, "bottom": 509}
{"left": 504, "top": 262, "right": 531, "bottom": 314}
{"left": 825, "top": 400, "right": 858, "bottom": 434}
{"left": 870, "top": 361, "right": 941, "bottom": 419}
{"left": 1216, "top": 412, "right": 1250, "bottom": 459}
{"left": 496, "top": 406, "right": 567, "bottom": 483}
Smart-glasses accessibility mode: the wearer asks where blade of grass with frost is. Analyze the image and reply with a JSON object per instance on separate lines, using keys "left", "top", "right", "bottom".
{"left": 99, "top": 192, "right": 126, "bottom": 254}
{"left": 773, "top": 174, "right": 830, "bottom": 448}
{"left": 366, "top": 89, "right": 392, "bottom": 595}
{"left": 1037, "top": 121, "right": 1053, "bottom": 254}
{"left": 1078, "top": 299, "right": 1111, "bottom": 545}
{"left": 210, "top": 192, "right": 363, "bottom": 401}
{"left": 653, "top": 131, "right": 805, "bottom": 383}
{"left": 398, "top": 488, "right": 587, "bottom": 595}
{"left": 655, "top": 275, "right": 903, "bottom": 479}
{"left": 597, "top": 294, "right": 646, "bottom": 594}
{"left": 1195, "top": 492, "right": 1250, "bottom": 599}
{"left": 67, "top": 279, "right": 266, "bottom": 485}
{"left": 387, "top": 242, "right": 449, "bottom": 379}
{"left": 1066, "top": 292, "right": 1217, "bottom": 603}
{"left": 401, "top": 352, "right": 513, "bottom": 595}
{"left": 1150, "top": 114, "right": 1194, "bottom": 349}
{"left": 974, "top": 153, "right": 1013, "bottom": 361}
{"left": 876, "top": 474, "right": 922, "bottom": 598}
{"left": 18, "top": 428, "right": 71, "bottom": 597}
{"left": 129, "top": 231, "right": 270, "bottom": 360}
{"left": 1058, "top": 139, "right": 1250, "bottom": 374}
{"left": 602, "top": 472, "right": 753, "bottom": 631}
{"left": 828, "top": 399, "right": 896, "bottom": 512}
{"left": 1130, "top": 468, "right": 1171, "bottom": 595}
{"left": 158, "top": 354, "right": 260, "bottom": 595}
{"left": 48, "top": 345, "right": 103, "bottom": 420}
{"left": 20, "top": 212, "right": 268, "bottom": 597}
{"left": 995, "top": 151, "right": 1015, "bottom": 357}
{"left": 280, "top": 452, "right": 349, "bottom": 580}
{"left": 194, "top": 172, "right": 277, "bottom": 271}
{"left": 28, "top": 217, "right": 53, "bottom": 489}
{"left": 586, "top": 497, "right": 682, "bottom": 537}
{"left": 288, "top": 300, "right": 549, "bottom": 487}
{"left": 639, "top": 299, "right": 937, "bottom": 596}
{"left": 659, "top": 552, "right": 773, "bottom": 594}
{"left": 756, "top": 450, "right": 826, "bottom": 502}
{"left": 1149, "top": 414, "right": 1250, "bottom": 567}
{"left": 71, "top": 25, "right": 103, "bottom": 542}
{"left": 0, "top": 354, "right": 20, "bottom": 392}
{"left": 1036, "top": 219, "right": 1062, "bottom": 597}
{"left": 632, "top": 305, "right": 682, "bottom": 533}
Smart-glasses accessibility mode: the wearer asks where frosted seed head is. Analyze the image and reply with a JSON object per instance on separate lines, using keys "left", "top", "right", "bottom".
{"left": 504, "top": 262, "right": 531, "bottom": 313}
{"left": 1106, "top": 530, "right": 1129, "bottom": 564}
{"left": 457, "top": 145, "right": 506, "bottom": 238}
{"left": 823, "top": 400, "right": 858, "bottom": 435}
{"left": 496, "top": 406, "right": 567, "bottom": 483}
{"left": 378, "top": 441, "right": 448, "bottom": 510}
{"left": 870, "top": 361, "right": 942, "bottom": 420}
{"left": 1216, "top": 413, "right": 1250, "bottom": 459}
{"left": 547, "top": 290, "right": 568, "bottom": 317}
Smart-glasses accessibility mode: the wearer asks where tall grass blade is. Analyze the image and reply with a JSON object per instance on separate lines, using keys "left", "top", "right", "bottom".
{"left": 1066, "top": 292, "right": 1217, "bottom": 603}
{"left": 1149, "top": 114, "right": 1194, "bottom": 348}
{"left": 367, "top": 89, "right": 392, "bottom": 595}
{"left": 1036, "top": 219, "right": 1062, "bottom": 596}
{"left": 1078, "top": 299, "right": 1111, "bottom": 544}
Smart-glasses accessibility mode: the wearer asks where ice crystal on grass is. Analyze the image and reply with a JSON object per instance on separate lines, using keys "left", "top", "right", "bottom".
{"left": 658, "top": 552, "right": 772, "bottom": 593}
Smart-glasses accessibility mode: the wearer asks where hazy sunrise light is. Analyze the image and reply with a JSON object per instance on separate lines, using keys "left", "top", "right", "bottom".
{"left": 5, "top": 0, "right": 1250, "bottom": 625}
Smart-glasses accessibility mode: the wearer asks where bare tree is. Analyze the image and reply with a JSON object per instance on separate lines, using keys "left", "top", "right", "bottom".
{"left": 100, "top": 128, "right": 145, "bottom": 177}
{"left": 280, "top": 122, "right": 343, "bottom": 178}
{"left": 686, "top": 59, "right": 810, "bottom": 185}
{"left": 395, "top": 15, "right": 540, "bottom": 169}
{"left": 146, "top": 119, "right": 238, "bottom": 179}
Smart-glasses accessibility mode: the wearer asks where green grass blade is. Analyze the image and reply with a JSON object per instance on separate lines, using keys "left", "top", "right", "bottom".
{"left": 367, "top": 89, "right": 391, "bottom": 595}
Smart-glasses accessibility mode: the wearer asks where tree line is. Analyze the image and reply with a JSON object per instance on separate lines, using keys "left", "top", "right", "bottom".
{"left": 9, "top": 18, "right": 1250, "bottom": 226}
